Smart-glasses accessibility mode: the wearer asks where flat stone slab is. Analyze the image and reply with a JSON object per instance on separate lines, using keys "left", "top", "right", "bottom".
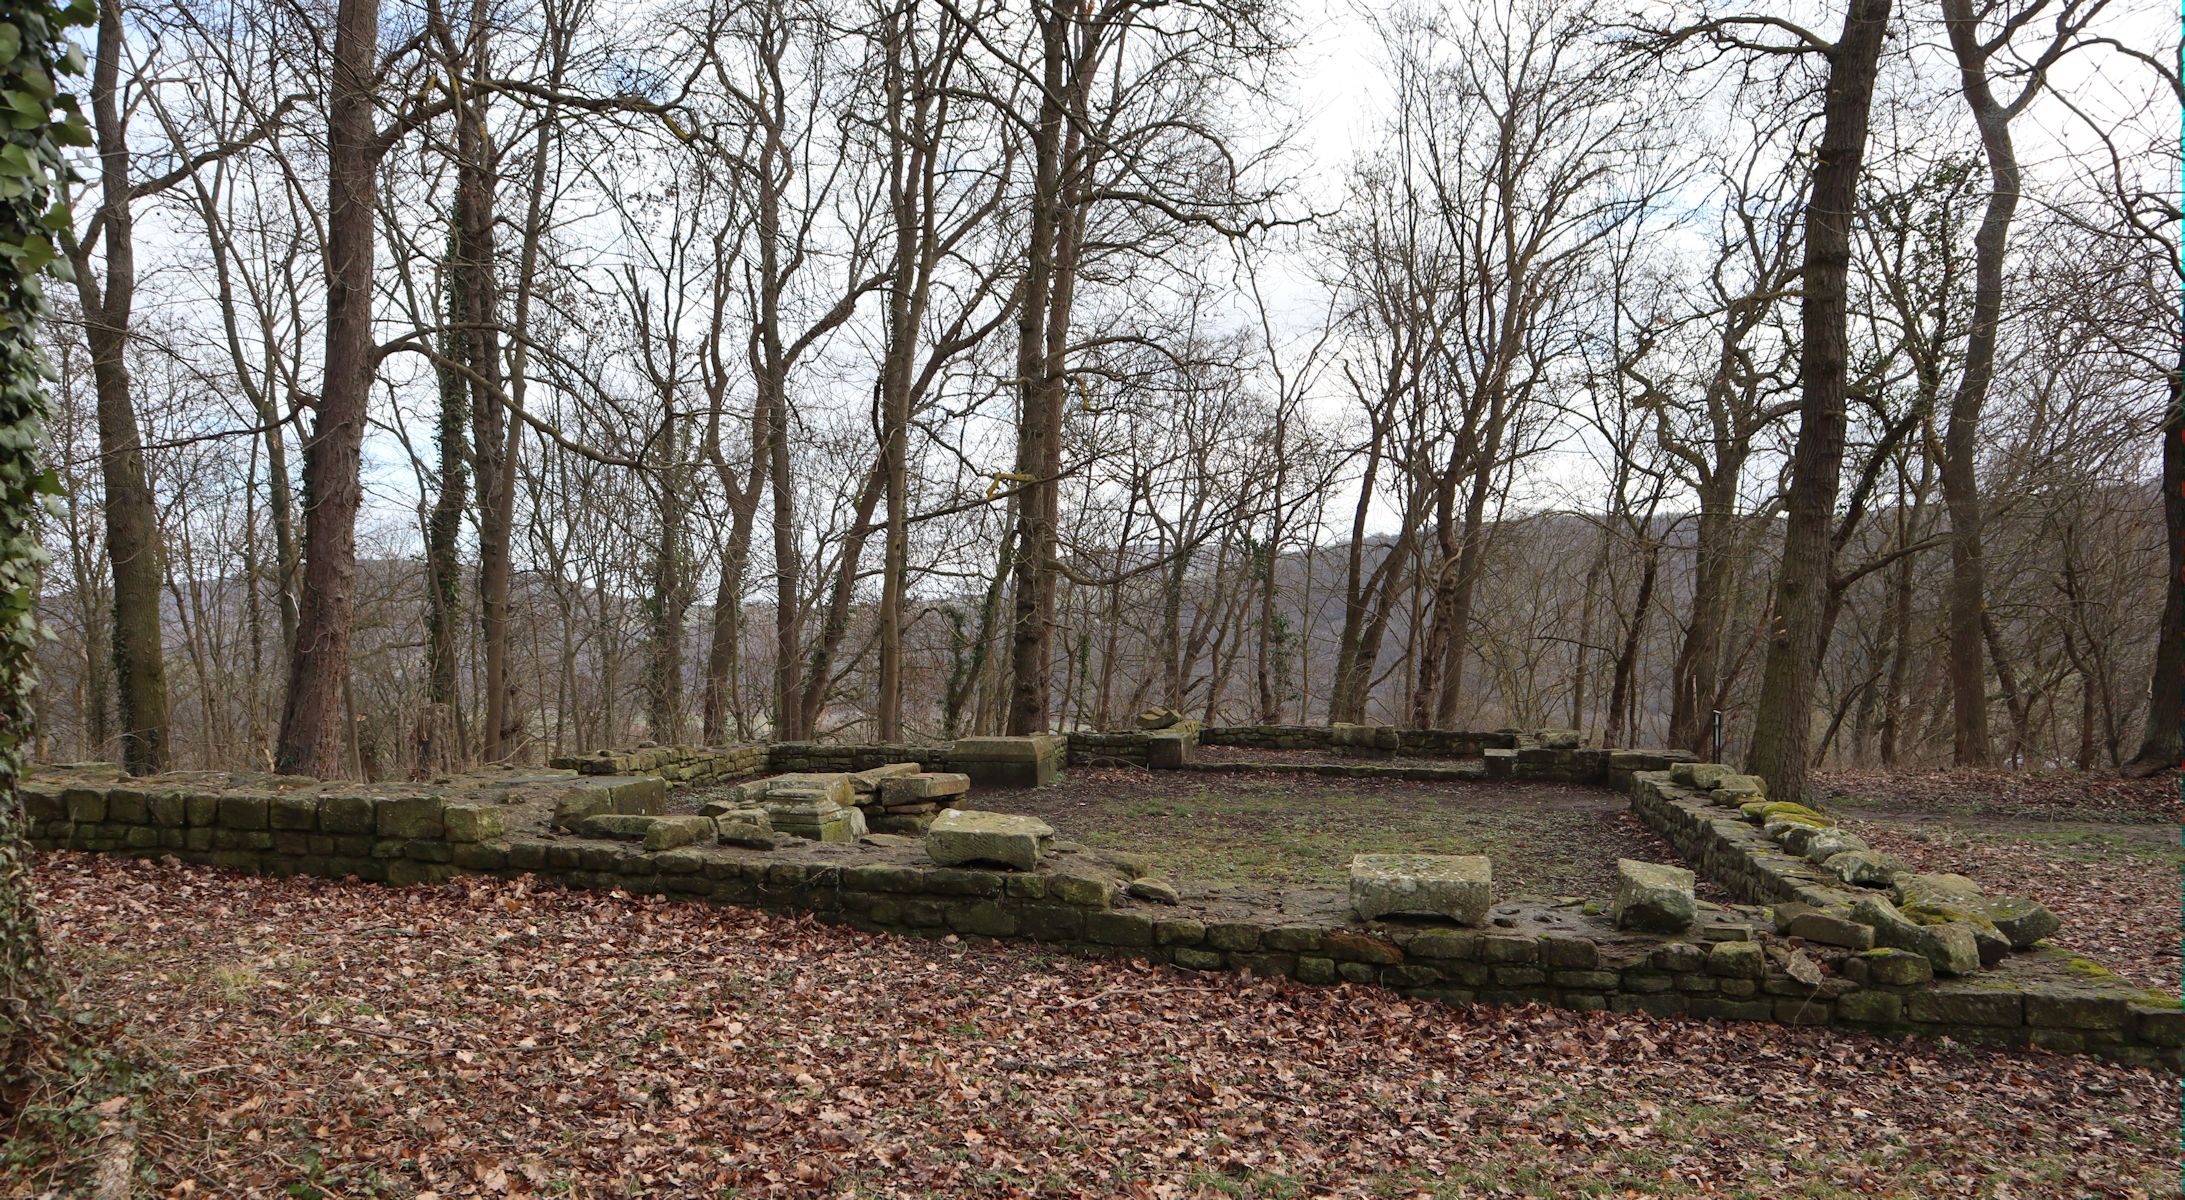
{"left": 764, "top": 773, "right": 854, "bottom": 807}
{"left": 849, "top": 763, "right": 924, "bottom": 794}
{"left": 1612, "top": 859, "right": 1696, "bottom": 933}
{"left": 1349, "top": 854, "right": 1491, "bottom": 925}
{"left": 927, "top": 808, "right": 1054, "bottom": 870}
{"left": 948, "top": 736, "right": 1066, "bottom": 762}
{"left": 878, "top": 772, "right": 970, "bottom": 803}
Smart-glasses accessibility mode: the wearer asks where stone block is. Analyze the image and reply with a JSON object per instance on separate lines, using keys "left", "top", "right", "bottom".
{"left": 1713, "top": 773, "right": 1766, "bottom": 801}
{"left": 1706, "top": 941, "right": 1765, "bottom": 979}
{"left": 1482, "top": 748, "right": 1516, "bottom": 778}
{"left": 714, "top": 808, "right": 777, "bottom": 848}
{"left": 1787, "top": 908, "right": 1876, "bottom": 951}
{"left": 375, "top": 796, "right": 444, "bottom": 840}
{"left": 1978, "top": 896, "right": 2060, "bottom": 949}
{"left": 62, "top": 788, "right": 106, "bottom": 823}
{"left": 926, "top": 808, "right": 1054, "bottom": 870}
{"left": 1085, "top": 911, "right": 1155, "bottom": 947}
{"left": 1135, "top": 707, "right": 1183, "bottom": 730}
{"left": 1855, "top": 897, "right": 1980, "bottom": 976}
{"left": 1611, "top": 859, "right": 1696, "bottom": 933}
{"left": 1349, "top": 854, "right": 1491, "bottom": 925}
{"left": 847, "top": 763, "right": 924, "bottom": 795}
{"left": 1127, "top": 877, "right": 1180, "bottom": 904}
{"left": 1906, "top": 987, "right": 2022, "bottom": 1027}
{"left": 1049, "top": 872, "right": 1115, "bottom": 908}
{"left": 1801, "top": 828, "right": 1866, "bottom": 865}
{"left": 442, "top": 803, "right": 507, "bottom": 843}
{"left": 1824, "top": 850, "right": 1904, "bottom": 887}
{"left": 1669, "top": 762, "right": 1730, "bottom": 789}
{"left": 270, "top": 795, "right": 319, "bottom": 832}
{"left": 946, "top": 735, "right": 1066, "bottom": 788}
{"left": 1145, "top": 731, "right": 1191, "bottom": 770}
{"left": 877, "top": 773, "right": 970, "bottom": 804}
{"left": 1843, "top": 947, "right": 1933, "bottom": 987}
{"left": 218, "top": 795, "right": 271, "bottom": 831}
{"left": 313, "top": 795, "right": 371, "bottom": 836}
{"left": 764, "top": 773, "right": 855, "bottom": 808}
{"left": 1154, "top": 918, "right": 1206, "bottom": 946}
{"left": 1834, "top": 990, "right": 1903, "bottom": 1025}
{"left": 2023, "top": 987, "right": 2127, "bottom": 1031}
{"left": 641, "top": 815, "right": 716, "bottom": 851}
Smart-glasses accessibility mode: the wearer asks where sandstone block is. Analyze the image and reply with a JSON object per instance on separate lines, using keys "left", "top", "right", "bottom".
{"left": 442, "top": 803, "right": 506, "bottom": 843}
{"left": 848, "top": 763, "right": 923, "bottom": 795}
{"left": 926, "top": 808, "right": 1055, "bottom": 870}
{"left": 641, "top": 815, "right": 715, "bottom": 852}
{"left": 1135, "top": 707, "right": 1183, "bottom": 730}
{"left": 1611, "top": 859, "right": 1696, "bottom": 934}
{"left": 764, "top": 773, "right": 855, "bottom": 808}
{"left": 878, "top": 773, "right": 970, "bottom": 803}
{"left": 1824, "top": 849, "right": 1905, "bottom": 887}
{"left": 1853, "top": 896, "right": 1981, "bottom": 976}
{"left": 1349, "top": 854, "right": 1491, "bottom": 925}
{"left": 1786, "top": 908, "right": 1876, "bottom": 950}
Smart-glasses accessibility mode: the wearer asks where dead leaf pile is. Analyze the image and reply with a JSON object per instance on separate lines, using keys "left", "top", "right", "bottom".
{"left": 16, "top": 852, "right": 2180, "bottom": 1198}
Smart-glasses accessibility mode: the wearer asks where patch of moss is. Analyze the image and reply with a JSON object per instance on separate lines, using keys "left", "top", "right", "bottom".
{"left": 2065, "top": 957, "right": 2120, "bottom": 980}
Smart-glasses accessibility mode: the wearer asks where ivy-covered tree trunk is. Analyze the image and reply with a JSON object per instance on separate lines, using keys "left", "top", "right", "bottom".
{"left": 0, "top": 0, "right": 92, "bottom": 1097}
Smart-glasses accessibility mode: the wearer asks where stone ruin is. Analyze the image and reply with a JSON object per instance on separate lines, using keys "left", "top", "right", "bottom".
{"left": 22, "top": 723, "right": 2178, "bottom": 1069}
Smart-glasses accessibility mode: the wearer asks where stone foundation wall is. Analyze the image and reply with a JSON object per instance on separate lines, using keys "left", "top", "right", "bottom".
{"left": 765, "top": 742, "right": 950, "bottom": 774}
{"left": 1628, "top": 771, "right": 1839, "bottom": 907}
{"left": 548, "top": 744, "right": 768, "bottom": 784}
{"left": 26, "top": 763, "right": 2179, "bottom": 1069}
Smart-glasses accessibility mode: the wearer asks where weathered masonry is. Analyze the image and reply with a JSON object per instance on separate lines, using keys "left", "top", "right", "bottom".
{"left": 25, "top": 726, "right": 2181, "bottom": 1070}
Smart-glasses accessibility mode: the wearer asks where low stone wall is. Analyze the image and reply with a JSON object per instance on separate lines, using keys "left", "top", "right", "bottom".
{"left": 26, "top": 762, "right": 2179, "bottom": 1069}
{"left": 765, "top": 741, "right": 950, "bottom": 774}
{"left": 1629, "top": 771, "right": 1840, "bottom": 907}
{"left": 548, "top": 744, "right": 767, "bottom": 784}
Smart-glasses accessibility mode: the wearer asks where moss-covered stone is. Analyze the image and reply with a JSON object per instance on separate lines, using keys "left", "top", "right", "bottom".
{"left": 1085, "top": 911, "right": 1155, "bottom": 947}
{"left": 1706, "top": 941, "right": 1764, "bottom": 979}
{"left": 1296, "top": 956, "right": 1337, "bottom": 984}
{"left": 1906, "top": 988, "right": 2022, "bottom": 1027}
{"left": 218, "top": 795, "right": 270, "bottom": 830}
{"left": 2023, "top": 987, "right": 2126, "bottom": 1031}
{"left": 441, "top": 803, "right": 506, "bottom": 843}
{"left": 1154, "top": 918, "right": 1205, "bottom": 946}
{"left": 1323, "top": 930, "right": 1402, "bottom": 964}
{"left": 946, "top": 901, "right": 1018, "bottom": 937}
{"left": 1409, "top": 930, "right": 1480, "bottom": 960}
{"left": 1206, "top": 922, "right": 1263, "bottom": 953}
{"left": 1048, "top": 872, "right": 1115, "bottom": 908}
{"left": 62, "top": 787, "right": 107, "bottom": 822}
{"left": 317, "top": 795, "right": 374, "bottom": 834}
{"left": 1834, "top": 990, "right": 1903, "bottom": 1025}
{"left": 1538, "top": 936, "right": 1596, "bottom": 970}
{"left": 376, "top": 796, "right": 444, "bottom": 839}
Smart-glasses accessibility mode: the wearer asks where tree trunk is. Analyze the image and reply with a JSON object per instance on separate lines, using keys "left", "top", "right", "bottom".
{"left": 1936, "top": 0, "right": 2028, "bottom": 767}
{"left": 70, "top": 0, "right": 168, "bottom": 775}
{"left": 277, "top": 0, "right": 383, "bottom": 778}
{"left": 1004, "top": 3, "right": 1078, "bottom": 736}
{"left": 2123, "top": 357, "right": 2183, "bottom": 774}
{"left": 1745, "top": 0, "right": 1891, "bottom": 802}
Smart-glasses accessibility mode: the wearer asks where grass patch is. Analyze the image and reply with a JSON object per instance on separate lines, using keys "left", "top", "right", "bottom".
{"left": 984, "top": 776, "right": 1659, "bottom": 897}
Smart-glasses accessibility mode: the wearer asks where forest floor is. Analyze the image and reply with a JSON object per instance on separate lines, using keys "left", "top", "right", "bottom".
{"left": 969, "top": 770, "right": 1687, "bottom": 901}
{"left": 11, "top": 850, "right": 2179, "bottom": 1200}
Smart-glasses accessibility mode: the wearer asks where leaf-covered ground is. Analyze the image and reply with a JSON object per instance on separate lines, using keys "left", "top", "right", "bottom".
{"left": 972, "top": 770, "right": 1682, "bottom": 900}
{"left": 13, "top": 853, "right": 2178, "bottom": 1199}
